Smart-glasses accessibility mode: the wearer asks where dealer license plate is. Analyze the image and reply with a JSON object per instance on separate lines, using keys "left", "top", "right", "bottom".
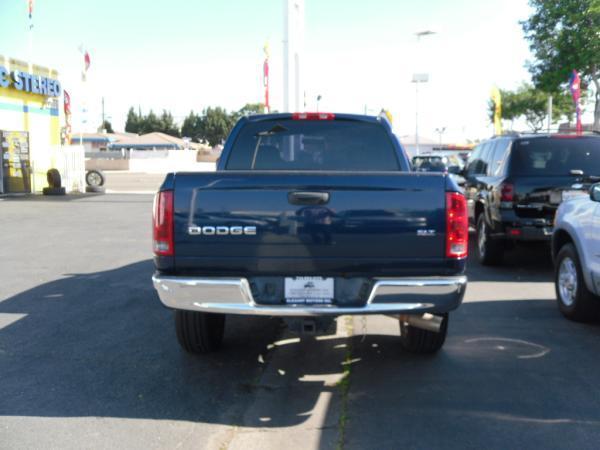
{"left": 284, "top": 277, "right": 334, "bottom": 305}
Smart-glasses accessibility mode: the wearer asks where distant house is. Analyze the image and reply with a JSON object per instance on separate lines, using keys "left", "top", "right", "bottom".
{"left": 70, "top": 132, "right": 136, "bottom": 153}
{"left": 108, "top": 132, "right": 200, "bottom": 151}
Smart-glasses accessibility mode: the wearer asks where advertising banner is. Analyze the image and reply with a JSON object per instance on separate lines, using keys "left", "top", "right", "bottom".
{"left": 1, "top": 131, "right": 31, "bottom": 194}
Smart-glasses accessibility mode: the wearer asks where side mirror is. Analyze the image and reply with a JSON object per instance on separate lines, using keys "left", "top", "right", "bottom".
{"left": 447, "top": 165, "right": 462, "bottom": 175}
{"left": 590, "top": 183, "right": 600, "bottom": 202}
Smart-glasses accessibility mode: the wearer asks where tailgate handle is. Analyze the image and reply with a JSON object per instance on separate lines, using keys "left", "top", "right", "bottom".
{"left": 288, "top": 191, "right": 330, "bottom": 205}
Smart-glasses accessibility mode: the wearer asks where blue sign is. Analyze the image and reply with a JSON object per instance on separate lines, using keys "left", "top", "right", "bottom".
{"left": 0, "top": 65, "right": 61, "bottom": 97}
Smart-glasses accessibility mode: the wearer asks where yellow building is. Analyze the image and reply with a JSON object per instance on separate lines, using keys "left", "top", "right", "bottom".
{"left": 0, "top": 55, "right": 62, "bottom": 194}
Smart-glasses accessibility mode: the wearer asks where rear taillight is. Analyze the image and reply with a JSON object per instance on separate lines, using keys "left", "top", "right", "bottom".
{"left": 153, "top": 190, "right": 174, "bottom": 256}
{"left": 500, "top": 183, "right": 514, "bottom": 202}
{"left": 292, "top": 112, "right": 335, "bottom": 120}
{"left": 446, "top": 192, "right": 468, "bottom": 259}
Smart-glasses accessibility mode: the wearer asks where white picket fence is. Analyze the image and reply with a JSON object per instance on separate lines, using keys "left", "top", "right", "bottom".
{"left": 31, "top": 145, "right": 85, "bottom": 193}
{"left": 56, "top": 145, "right": 86, "bottom": 193}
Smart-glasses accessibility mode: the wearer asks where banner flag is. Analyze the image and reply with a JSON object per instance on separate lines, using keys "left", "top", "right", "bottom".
{"left": 28, "top": 0, "right": 34, "bottom": 29}
{"left": 569, "top": 70, "right": 583, "bottom": 133}
{"left": 263, "top": 42, "right": 270, "bottom": 113}
{"left": 491, "top": 86, "right": 502, "bottom": 135}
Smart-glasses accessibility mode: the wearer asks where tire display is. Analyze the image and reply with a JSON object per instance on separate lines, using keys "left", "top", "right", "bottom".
{"left": 86, "top": 170, "right": 105, "bottom": 187}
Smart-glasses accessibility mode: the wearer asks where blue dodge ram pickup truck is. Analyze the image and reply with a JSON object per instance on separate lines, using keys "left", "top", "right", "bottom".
{"left": 152, "top": 113, "right": 468, "bottom": 354}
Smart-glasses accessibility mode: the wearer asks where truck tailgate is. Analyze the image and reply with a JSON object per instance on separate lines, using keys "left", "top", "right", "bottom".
{"left": 173, "top": 171, "right": 448, "bottom": 275}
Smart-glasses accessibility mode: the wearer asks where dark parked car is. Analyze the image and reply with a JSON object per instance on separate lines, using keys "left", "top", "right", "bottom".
{"left": 464, "top": 131, "right": 600, "bottom": 265}
{"left": 412, "top": 154, "right": 465, "bottom": 185}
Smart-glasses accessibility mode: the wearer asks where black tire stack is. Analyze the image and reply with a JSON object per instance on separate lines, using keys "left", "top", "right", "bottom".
{"left": 42, "top": 169, "right": 66, "bottom": 195}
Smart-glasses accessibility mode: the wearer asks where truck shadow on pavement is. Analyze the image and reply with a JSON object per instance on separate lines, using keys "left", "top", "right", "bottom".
{"left": 2, "top": 260, "right": 600, "bottom": 449}
{"left": 0, "top": 260, "right": 286, "bottom": 426}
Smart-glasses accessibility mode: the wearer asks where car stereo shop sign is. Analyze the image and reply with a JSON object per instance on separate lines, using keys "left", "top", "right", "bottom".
{"left": 0, "top": 66, "right": 61, "bottom": 97}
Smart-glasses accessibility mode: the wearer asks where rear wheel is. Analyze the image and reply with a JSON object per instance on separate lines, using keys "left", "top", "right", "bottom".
{"left": 476, "top": 214, "right": 504, "bottom": 266}
{"left": 555, "top": 244, "right": 600, "bottom": 322}
{"left": 175, "top": 310, "right": 225, "bottom": 353}
{"left": 399, "top": 313, "right": 448, "bottom": 354}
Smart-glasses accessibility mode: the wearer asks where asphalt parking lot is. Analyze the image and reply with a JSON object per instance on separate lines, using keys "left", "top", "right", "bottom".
{"left": 2, "top": 192, "right": 600, "bottom": 450}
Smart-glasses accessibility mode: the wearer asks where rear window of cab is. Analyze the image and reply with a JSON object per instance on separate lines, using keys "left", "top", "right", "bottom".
{"left": 226, "top": 119, "right": 401, "bottom": 171}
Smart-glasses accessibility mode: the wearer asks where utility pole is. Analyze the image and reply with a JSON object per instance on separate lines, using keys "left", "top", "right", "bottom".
{"left": 101, "top": 97, "right": 105, "bottom": 132}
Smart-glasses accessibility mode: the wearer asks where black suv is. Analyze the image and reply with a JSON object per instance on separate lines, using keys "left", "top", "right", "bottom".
{"left": 464, "top": 132, "right": 600, "bottom": 265}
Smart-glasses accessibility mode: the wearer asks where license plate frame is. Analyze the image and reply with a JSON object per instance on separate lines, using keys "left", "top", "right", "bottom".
{"left": 284, "top": 277, "right": 334, "bottom": 305}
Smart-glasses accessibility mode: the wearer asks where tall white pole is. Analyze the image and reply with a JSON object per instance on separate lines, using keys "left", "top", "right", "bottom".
{"left": 415, "top": 81, "right": 420, "bottom": 155}
{"left": 283, "top": 0, "right": 289, "bottom": 112}
{"left": 283, "top": 0, "right": 304, "bottom": 112}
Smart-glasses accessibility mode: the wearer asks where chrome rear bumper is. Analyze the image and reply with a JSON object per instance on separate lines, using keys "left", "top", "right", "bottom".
{"left": 152, "top": 275, "right": 467, "bottom": 316}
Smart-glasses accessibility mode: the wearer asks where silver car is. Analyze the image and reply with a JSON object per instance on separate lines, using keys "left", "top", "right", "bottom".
{"left": 552, "top": 183, "right": 600, "bottom": 321}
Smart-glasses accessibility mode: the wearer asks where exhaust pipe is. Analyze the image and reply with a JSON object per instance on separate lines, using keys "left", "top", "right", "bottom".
{"left": 398, "top": 313, "right": 443, "bottom": 333}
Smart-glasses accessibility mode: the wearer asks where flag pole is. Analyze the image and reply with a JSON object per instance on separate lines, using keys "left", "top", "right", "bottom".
{"left": 28, "top": 0, "right": 33, "bottom": 72}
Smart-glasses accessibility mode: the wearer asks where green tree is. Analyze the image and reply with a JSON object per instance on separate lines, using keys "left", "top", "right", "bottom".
{"left": 181, "top": 111, "right": 203, "bottom": 141}
{"left": 488, "top": 84, "right": 575, "bottom": 131}
{"left": 158, "top": 110, "right": 180, "bottom": 137}
{"left": 99, "top": 120, "right": 114, "bottom": 133}
{"left": 139, "top": 110, "right": 162, "bottom": 134}
{"left": 124, "top": 107, "right": 141, "bottom": 134}
{"left": 522, "top": 0, "right": 600, "bottom": 129}
{"left": 198, "top": 107, "right": 235, "bottom": 146}
{"left": 232, "top": 103, "right": 265, "bottom": 122}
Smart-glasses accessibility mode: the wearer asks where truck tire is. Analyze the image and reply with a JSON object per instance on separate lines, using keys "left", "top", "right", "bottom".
{"left": 555, "top": 244, "right": 600, "bottom": 322}
{"left": 476, "top": 214, "right": 503, "bottom": 266}
{"left": 86, "top": 170, "right": 105, "bottom": 187}
{"left": 175, "top": 310, "right": 225, "bottom": 353}
{"left": 399, "top": 313, "right": 448, "bottom": 354}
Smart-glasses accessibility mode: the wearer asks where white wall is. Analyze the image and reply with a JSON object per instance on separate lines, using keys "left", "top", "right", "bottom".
{"left": 128, "top": 150, "right": 215, "bottom": 173}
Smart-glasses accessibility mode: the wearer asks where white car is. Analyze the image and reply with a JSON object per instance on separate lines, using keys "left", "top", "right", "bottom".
{"left": 552, "top": 184, "right": 600, "bottom": 321}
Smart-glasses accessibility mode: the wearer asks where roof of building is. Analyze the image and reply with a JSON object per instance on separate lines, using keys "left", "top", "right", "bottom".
{"left": 70, "top": 131, "right": 140, "bottom": 144}
{"left": 108, "top": 132, "right": 199, "bottom": 150}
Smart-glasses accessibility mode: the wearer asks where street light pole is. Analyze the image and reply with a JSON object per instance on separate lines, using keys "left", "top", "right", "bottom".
{"left": 435, "top": 127, "right": 446, "bottom": 146}
{"left": 415, "top": 81, "right": 420, "bottom": 154}
{"left": 412, "top": 73, "right": 429, "bottom": 155}
{"left": 412, "top": 30, "right": 436, "bottom": 156}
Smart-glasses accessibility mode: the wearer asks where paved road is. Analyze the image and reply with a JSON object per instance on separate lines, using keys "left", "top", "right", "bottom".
{"left": 1, "top": 193, "right": 599, "bottom": 449}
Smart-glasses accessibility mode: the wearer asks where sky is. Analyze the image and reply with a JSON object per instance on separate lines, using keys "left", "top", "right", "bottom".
{"left": 0, "top": 0, "right": 552, "bottom": 141}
